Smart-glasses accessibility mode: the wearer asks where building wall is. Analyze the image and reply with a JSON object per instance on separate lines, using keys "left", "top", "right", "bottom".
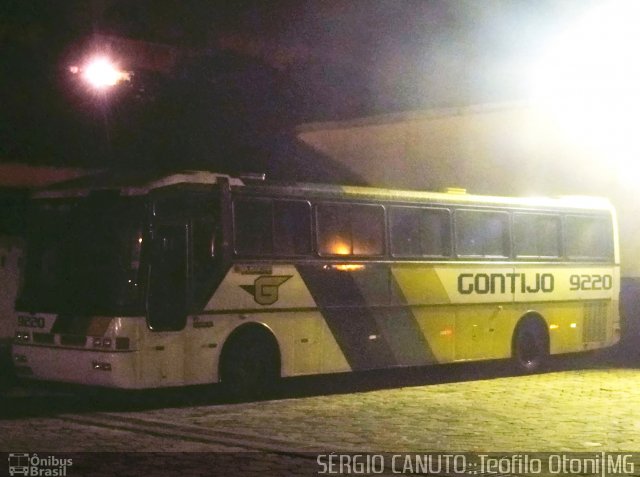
{"left": 297, "top": 103, "right": 640, "bottom": 277}
{"left": 0, "top": 236, "right": 23, "bottom": 341}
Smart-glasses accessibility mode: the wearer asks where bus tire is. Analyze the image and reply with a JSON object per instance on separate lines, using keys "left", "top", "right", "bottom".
{"left": 512, "top": 316, "right": 549, "bottom": 373}
{"left": 219, "top": 324, "right": 281, "bottom": 398}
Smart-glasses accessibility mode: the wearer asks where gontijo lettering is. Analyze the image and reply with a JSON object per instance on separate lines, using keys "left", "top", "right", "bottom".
{"left": 458, "top": 273, "right": 554, "bottom": 294}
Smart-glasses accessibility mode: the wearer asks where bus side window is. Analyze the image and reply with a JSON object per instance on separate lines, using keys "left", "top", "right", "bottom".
{"left": 273, "top": 200, "right": 312, "bottom": 256}
{"left": 565, "top": 215, "right": 613, "bottom": 260}
{"left": 317, "top": 203, "right": 351, "bottom": 255}
{"left": 233, "top": 198, "right": 312, "bottom": 257}
{"left": 233, "top": 198, "right": 273, "bottom": 255}
{"left": 317, "top": 203, "right": 385, "bottom": 256}
{"left": 352, "top": 204, "right": 385, "bottom": 255}
{"left": 514, "top": 213, "right": 561, "bottom": 258}
{"left": 390, "top": 207, "right": 451, "bottom": 257}
{"left": 455, "top": 210, "right": 510, "bottom": 258}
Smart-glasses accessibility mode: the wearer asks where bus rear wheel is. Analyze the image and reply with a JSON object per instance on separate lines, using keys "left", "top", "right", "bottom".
{"left": 219, "top": 325, "right": 281, "bottom": 399}
{"left": 512, "top": 317, "right": 549, "bottom": 373}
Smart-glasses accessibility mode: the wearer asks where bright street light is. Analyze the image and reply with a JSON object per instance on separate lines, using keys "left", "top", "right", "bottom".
{"left": 70, "top": 56, "right": 131, "bottom": 90}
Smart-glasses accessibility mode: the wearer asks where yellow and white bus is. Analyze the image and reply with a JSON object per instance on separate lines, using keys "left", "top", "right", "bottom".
{"left": 12, "top": 171, "right": 620, "bottom": 391}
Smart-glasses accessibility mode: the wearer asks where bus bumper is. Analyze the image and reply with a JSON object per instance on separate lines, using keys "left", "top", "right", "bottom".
{"left": 12, "top": 344, "right": 141, "bottom": 389}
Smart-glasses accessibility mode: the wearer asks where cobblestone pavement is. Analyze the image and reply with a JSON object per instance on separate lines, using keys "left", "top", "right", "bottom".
{"left": 1, "top": 352, "right": 640, "bottom": 476}
{"left": 84, "top": 367, "right": 640, "bottom": 452}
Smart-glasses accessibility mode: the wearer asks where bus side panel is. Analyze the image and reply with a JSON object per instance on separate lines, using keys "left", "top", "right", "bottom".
{"left": 394, "top": 264, "right": 515, "bottom": 362}
{"left": 410, "top": 307, "right": 455, "bottom": 363}
{"left": 208, "top": 263, "right": 450, "bottom": 377}
{"left": 181, "top": 316, "right": 218, "bottom": 385}
{"left": 205, "top": 265, "right": 354, "bottom": 379}
{"left": 513, "top": 264, "right": 620, "bottom": 354}
{"left": 139, "top": 331, "right": 185, "bottom": 388}
{"left": 196, "top": 261, "right": 620, "bottom": 383}
{"left": 398, "top": 263, "right": 619, "bottom": 361}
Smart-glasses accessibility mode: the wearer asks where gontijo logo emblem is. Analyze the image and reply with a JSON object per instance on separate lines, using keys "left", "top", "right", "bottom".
{"left": 240, "top": 275, "right": 292, "bottom": 305}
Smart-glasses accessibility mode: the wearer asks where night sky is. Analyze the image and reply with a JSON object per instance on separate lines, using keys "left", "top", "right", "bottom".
{"left": 0, "top": 0, "right": 593, "bottom": 176}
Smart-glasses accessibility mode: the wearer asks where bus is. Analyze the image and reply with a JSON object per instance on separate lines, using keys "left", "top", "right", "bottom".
{"left": 12, "top": 171, "right": 620, "bottom": 392}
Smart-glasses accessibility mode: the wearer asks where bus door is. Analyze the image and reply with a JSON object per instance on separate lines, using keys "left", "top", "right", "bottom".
{"left": 145, "top": 221, "right": 188, "bottom": 385}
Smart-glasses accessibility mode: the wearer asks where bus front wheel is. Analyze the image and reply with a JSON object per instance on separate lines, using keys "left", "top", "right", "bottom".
{"left": 512, "top": 317, "right": 549, "bottom": 373}
{"left": 219, "top": 325, "right": 281, "bottom": 398}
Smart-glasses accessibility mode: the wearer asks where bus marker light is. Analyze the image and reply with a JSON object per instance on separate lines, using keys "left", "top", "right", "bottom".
{"left": 549, "top": 324, "right": 560, "bottom": 330}
{"left": 15, "top": 331, "right": 30, "bottom": 342}
{"left": 443, "top": 187, "right": 467, "bottom": 194}
{"left": 570, "top": 323, "right": 577, "bottom": 329}
{"left": 93, "top": 337, "right": 114, "bottom": 348}
{"left": 440, "top": 329, "right": 453, "bottom": 336}
{"left": 92, "top": 361, "right": 112, "bottom": 371}
{"left": 332, "top": 264, "right": 365, "bottom": 272}
{"left": 369, "top": 334, "right": 378, "bottom": 341}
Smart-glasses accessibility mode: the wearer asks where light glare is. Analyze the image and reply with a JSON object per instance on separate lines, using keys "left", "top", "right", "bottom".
{"left": 531, "top": 0, "right": 640, "bottom": 174}
{"left": 82, "top": 57, "right": 130, "bottom": 89}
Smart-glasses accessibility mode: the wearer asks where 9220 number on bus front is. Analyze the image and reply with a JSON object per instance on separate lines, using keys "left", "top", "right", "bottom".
{"left": 569, "top": 274, "right": 613, "bottom": 291}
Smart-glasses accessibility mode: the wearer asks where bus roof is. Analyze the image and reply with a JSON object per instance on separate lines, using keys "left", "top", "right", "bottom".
{"left": 33, "top": 169, "right": 614, "bottom": 212}
{"left": 33, "top": 170, "right": 244, "bottom": 199}
{"left": 239, "top": 182, "right": 615, "bottom": 212}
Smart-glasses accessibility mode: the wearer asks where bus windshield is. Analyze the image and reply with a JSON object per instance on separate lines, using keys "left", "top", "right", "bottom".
{"left": 18, "top": 197, "right": 146, "bottom": 315}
